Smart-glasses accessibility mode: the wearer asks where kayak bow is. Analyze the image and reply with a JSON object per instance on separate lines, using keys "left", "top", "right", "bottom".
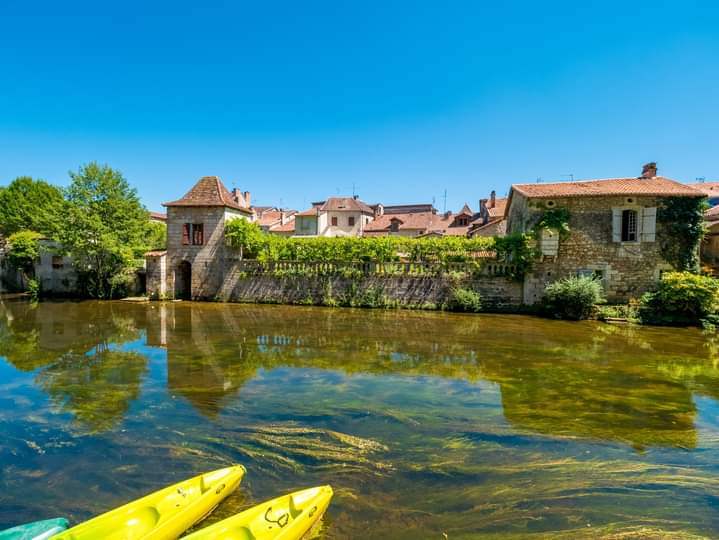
{"left": 0, "top": 518, "right": 69, "bottom": 540}
{"left": 52, "top": 465, "right": 245, "bottom": 540}
{"left": 182, "top": 485, "right": 333, "bottom": 540}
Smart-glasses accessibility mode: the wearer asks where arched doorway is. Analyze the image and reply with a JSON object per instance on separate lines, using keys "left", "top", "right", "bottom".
{"left": 175, "top": 261, "right": 192, "bottom": 299}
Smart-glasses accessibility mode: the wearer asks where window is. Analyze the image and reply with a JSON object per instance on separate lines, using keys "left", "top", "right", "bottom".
{"left": 331, "top": 216, "right": 338, "bottom": 226}
{"left": 51, "top": 256, "right": 64, "bottom": 270}
{"left": 192, "top": 223, "right": 204, "bottom": 245}
{"left": 182, "top": 223, "right": 191, "bottom": 245}
{"left": 458, "top": 217, "right": 469, "bottom": 226}
{"left": 348, "top": 216, "right": 355, "bottom": 226}
{"left": 390, "top": 219, "right": 400, "bottom": 232}
{"left": 621, "top": 209, "right": 637, "bottom": 242}
{"left": 182, "top": 223, "right": 204, "bottom": 245}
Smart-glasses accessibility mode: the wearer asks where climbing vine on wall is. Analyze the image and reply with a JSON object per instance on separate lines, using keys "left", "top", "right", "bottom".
{"left": 533, "top": 207, "right": 571, "bottom": 240}
{"left": 657, "top": 196, "right": 707, "bottom": 272}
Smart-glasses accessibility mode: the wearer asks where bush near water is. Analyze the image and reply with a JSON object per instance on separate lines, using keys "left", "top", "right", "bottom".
{"left": 540, "top": 276, "right": 605, "bottom": 320}
{"left": 639, "top": 271, "right": 719, "bottom": 326}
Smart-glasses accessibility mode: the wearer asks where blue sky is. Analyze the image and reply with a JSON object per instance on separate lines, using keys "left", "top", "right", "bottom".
{"left": 1, "top": 1, "right": 717, "bottom": 212}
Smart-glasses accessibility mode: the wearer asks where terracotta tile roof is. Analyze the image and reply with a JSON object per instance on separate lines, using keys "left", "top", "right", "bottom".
{"left": 512, "top": 177, "right": 704, "bottom": 198}
{"left": 705, "top": 205, "right": 719, "bottom": 222}
{"left": 255, "top": 209, "right": 296, "bottom": 228}
{"left": 296, "top": 207, "right": 319, "bottom": 217}
{"left": 688, "top": 182, "right": 719, "bottom": 197}
{"left": 458, "top": 203, "right": 473, "bottom": 215}
{"left": 488, "top": 198, "right": 507, "bottom": 218}
{"left": 320, "top": 197, "right": 375, "bottom": 214}
{"left": 149, "top": 211, "right": 167, "bottom": 222}
{"left": 364, "top": 211, "right": 437, "bottom": 232}
{"left": 163, "top": 176, "right": 253, "bottom": 213}
{"left": 145, "top": 250, "right": 167, "bottom": 257}
{"left": 269, "top": 220, "right": 296, "bottom": 233}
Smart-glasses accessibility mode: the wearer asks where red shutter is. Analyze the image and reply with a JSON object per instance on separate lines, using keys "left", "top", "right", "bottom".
{"left": 331, "top": 217, "right": 338, "bottom": 226}
{"left": 349, "top": 216, "right": 355, "bottom": 226}
{"left": 182, "top": 223, "right": 190, "bottom": 245}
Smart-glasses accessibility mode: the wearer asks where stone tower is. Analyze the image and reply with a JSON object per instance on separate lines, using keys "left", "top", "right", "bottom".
{"left": 147, "top": 176, "right": 253, "bottom": 299}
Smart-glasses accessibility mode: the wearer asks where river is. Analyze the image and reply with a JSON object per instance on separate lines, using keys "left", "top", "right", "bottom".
{"left": 0, "top": 299, "right": 717, "bottom": 538}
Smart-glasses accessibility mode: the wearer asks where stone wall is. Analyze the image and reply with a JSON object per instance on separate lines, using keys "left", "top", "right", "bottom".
{"left": 216, "top": 263, "right": 522, "bottom": 310}
{"left": 165, "top": 206, "right": 234, "bottom": 299}
{"left": 509, "top": 193, "right": 676, "bottom": 303}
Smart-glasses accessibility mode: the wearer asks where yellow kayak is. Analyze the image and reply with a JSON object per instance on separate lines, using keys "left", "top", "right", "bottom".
{"left": 181, "top": 485, "right": 333, "bottom": 540}
{"left": 52, "top": 465, "right": 245, "bottom": 540}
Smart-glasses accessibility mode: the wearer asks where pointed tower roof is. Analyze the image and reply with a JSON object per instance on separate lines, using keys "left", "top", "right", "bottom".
{"left": 163, "top": 176, "right": 253, "bottom": 214}
{"left": 458, "top": 202, "right": 473, "bottom": 215}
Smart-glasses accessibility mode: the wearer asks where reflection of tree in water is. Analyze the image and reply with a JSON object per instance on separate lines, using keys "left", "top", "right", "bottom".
{"left": 37, "top": 347, "right": 148, "bottom": 433}
{"left": 158, "top": 304, "right": 716, "bottom": 450}
{"left": 1, "top": 299, "right": 149, "bottom": 432}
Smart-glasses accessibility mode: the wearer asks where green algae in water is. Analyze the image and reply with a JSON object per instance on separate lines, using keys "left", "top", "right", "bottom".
{"left": 1, "top": 299, "right": 719, "bottom": 537}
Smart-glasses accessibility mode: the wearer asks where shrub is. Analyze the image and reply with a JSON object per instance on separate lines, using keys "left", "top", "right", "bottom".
{"left": 541, "top": 276, "right": 604, "bottom": 320}
{"left": 639, "top": 271, "right": 719, "bottom": 326}
{"left": 27, "top": 278, "right": 40, "bottom": 301}
{"left": 445, "top": 287, "right": 482, "bottom": 313}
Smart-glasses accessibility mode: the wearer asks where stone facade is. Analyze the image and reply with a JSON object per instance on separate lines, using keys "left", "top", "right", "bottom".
{"left": 507, "top": 193, "right": 679, "bottom": 303}
{"left": 216, "top": 268, "right": 522, "bottom": 310}
{"left": 163, "top": 206, "right": 248, "bottom": 300}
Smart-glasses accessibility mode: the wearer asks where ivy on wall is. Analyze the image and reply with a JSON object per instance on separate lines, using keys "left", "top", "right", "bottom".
{"left": 657, "top": 196, "right": 707, "bottom": 272}
{"left": 532, "top": 207, "right": 571, "bottom": 240}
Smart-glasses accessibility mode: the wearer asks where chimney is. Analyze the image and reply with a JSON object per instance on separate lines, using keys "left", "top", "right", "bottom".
{"left": 375, "top": 204, "right": 384, "bottom": 218}
{"left": 232, "top": 188, "right": 243, "bottom": 205}
{"left": 243, "top": 191, "right": 251, "bottom": 207}
{"left": 640, "top": 162, "right": 657, "bottom": 179}
{"left": 280, "top": 211, "right": 287, "bottom": 225}
{"left": 490, "top": 190, "right": 496, "bottom": 208}
{"left": 353, "top": 195, "right": 359, "bottom": 200}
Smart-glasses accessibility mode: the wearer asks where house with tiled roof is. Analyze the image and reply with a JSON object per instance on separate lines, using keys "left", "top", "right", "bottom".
{"left": 146, "top": 176, "right": 254, "bottom": 299}
{"left": 254, "top": 207, "right": 296, "bottom": 233}
{"left": 506, "top": 162, "right": 705, "bottom": 303}
{"left": 687, "top": 182, "right": 719, "bottom": 207}
{"left": 293, "top": 196, "right": 375, "bottom": 237}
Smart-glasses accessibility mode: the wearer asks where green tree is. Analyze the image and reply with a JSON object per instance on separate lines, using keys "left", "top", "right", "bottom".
{"left": 0, "top": 177, "right": 65, "bottom": 237}
{"left": 225, "top": 217, "right": 265, "bottom": 259}
{"left": 59, "top": 162, "right": 150, "bottom": 299}
{"left": 146, "top": 220, "right": 167, "bottom": 251}
{"left": 6, "top": 230, "right": 43, "bottom": 284}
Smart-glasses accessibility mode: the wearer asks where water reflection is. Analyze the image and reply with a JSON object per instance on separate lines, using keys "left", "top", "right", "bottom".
{"left": 0, "top": 299, "right": 716, "bottom": 448}
{"left": 2, "top": 298, "right": 719, "bottom": 537}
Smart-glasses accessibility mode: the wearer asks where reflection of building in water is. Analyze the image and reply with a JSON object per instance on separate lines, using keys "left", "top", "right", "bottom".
{"left": 161, "top": 304, "right": 257, "bottom": 417}
{"left": 483, "top": 361, "right": 697, "bottom": 451}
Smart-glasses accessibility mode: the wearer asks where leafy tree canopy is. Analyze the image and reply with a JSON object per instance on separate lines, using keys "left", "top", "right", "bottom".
{"left": 0, "top": 177, "right": 66, "bottom": 237}
{"left": 6, "top": 231, "right": 43, "bottom": 276}
{"left": 58, "top": 162, "right": 150, "bottom": 299}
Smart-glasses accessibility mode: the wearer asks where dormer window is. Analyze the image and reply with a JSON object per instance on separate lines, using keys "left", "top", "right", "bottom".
{"left": 390, "top": 219, "right": 401, "bottom": 232}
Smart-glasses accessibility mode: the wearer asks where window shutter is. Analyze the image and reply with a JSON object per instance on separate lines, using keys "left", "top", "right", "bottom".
{"left": 641, "top": 207, "right": 657, "bottom": 242}
{"left": 182, "top": 223, "right": 191, "bottom": 245}
{"left": 612, "top": 208, "right": 621, "bottom": 242}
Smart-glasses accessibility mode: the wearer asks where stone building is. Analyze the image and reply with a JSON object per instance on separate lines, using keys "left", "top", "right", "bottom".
{"left": 506, "top": 163, "right": 705, "bottom": 303}
{"left": 146, "top": 176, "right": 253, "bottom": 299}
